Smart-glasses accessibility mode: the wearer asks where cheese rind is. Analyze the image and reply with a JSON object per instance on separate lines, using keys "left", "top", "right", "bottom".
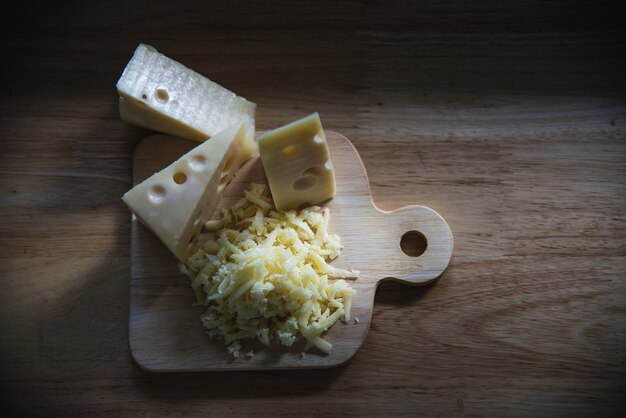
{"left": 117, "top": 44, "right": 256, "bottom": 141}
{"left": 122, "top": 124, "right": 257, "bottom": 261}
{"left": 258, "top": 113, "right": 336, "bottom": 211}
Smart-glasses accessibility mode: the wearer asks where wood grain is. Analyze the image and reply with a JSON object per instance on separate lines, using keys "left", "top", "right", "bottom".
{"left": 1, "top": 0, "right": 625, "bottom": 416}
{"left": 129, "top": 132, "right": 453, "bottom": 371}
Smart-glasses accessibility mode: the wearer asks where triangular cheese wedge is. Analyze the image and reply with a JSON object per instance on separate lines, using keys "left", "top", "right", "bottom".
{"left": 123, "top": 123, "right": 257, "bottom": 261}
{"left": 117, "top": 44, "right": 256, "bottom": 142}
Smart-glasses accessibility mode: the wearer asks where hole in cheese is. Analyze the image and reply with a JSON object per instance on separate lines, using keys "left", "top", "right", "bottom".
{"left": 302, "top": 165, "right": 323, "bottom": 176}
{"left": 218, "top": 155, "right": 235, "bottom": 187}
{"left": 292, "top": 176, "right": 316, "bottom": 191}
{"left": 173, "top": 172, "right": 187, "bottom": 184}
{"left": 189, "top": 154, "right": 206, "bottom": 170}
{"left": 188, "top": 213, "right": 204, "bottom": 246}
{"left": 155, "top": 88, "right": 169, "bottom": 103}
{"left": 223, "top": 155, "right": 234, "bottom": 172}
{"left": 219, "top": 171, "right": 230, "bottom": 186}
{"left": 148, "top": 185, "right": 166, "bottom": 203}
{"left": 400, "top": 230, "right": 428, "bottom": 257}
{"left": 281, "top": 145, "right": 299, "bottom": 158}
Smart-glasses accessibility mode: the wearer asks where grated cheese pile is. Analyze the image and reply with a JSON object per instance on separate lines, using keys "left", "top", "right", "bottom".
{"left": 179, "top": 183, "right": 359, "bottom": 356}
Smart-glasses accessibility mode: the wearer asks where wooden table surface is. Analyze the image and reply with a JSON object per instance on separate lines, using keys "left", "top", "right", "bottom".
{"left": 1, "top": 1, "right": 625, "bottom": 416}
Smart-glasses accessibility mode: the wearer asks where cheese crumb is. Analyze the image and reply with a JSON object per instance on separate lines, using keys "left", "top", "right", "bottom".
{"left": 227, "top": 341, "right": 241, "bottom": 358}
{"left": 182, "top": 183, "right": 359, "bottom": 356}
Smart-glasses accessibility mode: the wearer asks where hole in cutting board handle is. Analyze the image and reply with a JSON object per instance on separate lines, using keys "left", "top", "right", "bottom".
{"left": 400, "top": 230, "right": 427, "bottom": 257}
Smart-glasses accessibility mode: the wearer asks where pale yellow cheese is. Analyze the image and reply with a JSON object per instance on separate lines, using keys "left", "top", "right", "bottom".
{"left": 258, "top": 113, "right": 336, "bottom": 211}
{"left": 122, "top": 124, "right": 257, "bottom": 262}
{"left": 117, "top": 44, "right": 256, "bottom": 142}
{"left": 182, "top": 183, "right": 359, "bottom": 356}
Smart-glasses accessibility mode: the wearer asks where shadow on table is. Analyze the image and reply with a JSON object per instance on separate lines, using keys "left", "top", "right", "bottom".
{"left": 132, "top": 363, "right": 345, "bottom": 399}
{"left": 375, "top": 278, "right": 435, "bottom": 306}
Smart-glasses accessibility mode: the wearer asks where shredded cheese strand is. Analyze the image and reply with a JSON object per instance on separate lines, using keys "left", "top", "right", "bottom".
{"left": 181, "top": 183, "right": 359, "bottom": 356}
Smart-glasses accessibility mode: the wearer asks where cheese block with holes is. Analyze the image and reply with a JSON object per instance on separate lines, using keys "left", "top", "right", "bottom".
{"left": 122, "top": 123, "right": 257, "bottom": 261}
{"left": 117, "top": 44, "right": 256, "bottom": 142}
{"left": 258, "top": 113, "right": 335, "bottom": 210}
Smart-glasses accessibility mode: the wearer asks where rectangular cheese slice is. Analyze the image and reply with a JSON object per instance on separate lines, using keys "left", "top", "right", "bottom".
{"left": 122, "top": 123, "right": 257, "bottom": 261}
{"left": 258, "top": 113, "right": 336, "bottom": 211}
{"left": 117, "top": 44, "right": 256, "bottom": 142}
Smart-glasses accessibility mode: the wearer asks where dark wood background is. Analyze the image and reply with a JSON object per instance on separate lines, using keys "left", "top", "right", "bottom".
{"left": 1, "top": 1, "right": 625, "bottom": 416}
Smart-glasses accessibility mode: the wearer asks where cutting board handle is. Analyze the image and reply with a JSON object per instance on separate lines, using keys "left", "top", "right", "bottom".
{"left": 380, "top": 205, "right": 453, "bottom": 285}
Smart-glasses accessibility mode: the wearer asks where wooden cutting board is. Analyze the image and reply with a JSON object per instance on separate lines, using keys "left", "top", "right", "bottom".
{"left": 130, "top": 131, "right": 453, "bottom": 371}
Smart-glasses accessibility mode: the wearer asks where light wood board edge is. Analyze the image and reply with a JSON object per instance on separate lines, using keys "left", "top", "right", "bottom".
{"left": 128, "top": 131, "right": 454, "bottom": 371}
